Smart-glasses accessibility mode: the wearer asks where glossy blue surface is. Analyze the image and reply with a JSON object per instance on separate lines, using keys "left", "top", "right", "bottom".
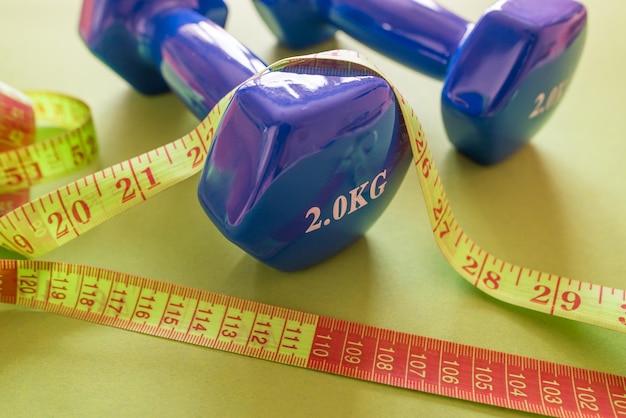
{"left": 198, "top": 70, "right": 409, "bottom": 271}
{"left": 254, "top": 0, "right": 337, "bottom": 49}
{"left": 253, "top": 0, "right": 588, "bottom": 164}
{"left": 79, "top": 0, "right": 230, "bottom": 100}
{"left": 442, "top": 1, "right": 587, "bottom": 164}
{"left": 254, "top": 0, "right": 469, "bottom": 80}
{"left": 79, "top": 0, "right": 267, "bottom": 119}
{"left": 148, "top": 9, "right": 268, "bottom": 119}
{"left": 79, "top": 0, "right": 411, "bottom": 270}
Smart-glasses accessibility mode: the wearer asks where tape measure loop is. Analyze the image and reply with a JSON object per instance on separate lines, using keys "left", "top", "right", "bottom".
{"left": 0, "top": 91, "right": 98, "bottom": 194}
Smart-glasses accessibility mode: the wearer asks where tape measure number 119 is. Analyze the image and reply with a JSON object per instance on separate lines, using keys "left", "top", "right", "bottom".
{"left": 0, "top": 50, "right": 625, "bottom": 417}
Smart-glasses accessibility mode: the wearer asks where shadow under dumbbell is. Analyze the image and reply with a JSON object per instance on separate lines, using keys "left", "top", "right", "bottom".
{"left": 440, "top": 143, "right": 568, "bottom": 278}
{"left": 231, "top": 235, "right": 377, "bottom": 319}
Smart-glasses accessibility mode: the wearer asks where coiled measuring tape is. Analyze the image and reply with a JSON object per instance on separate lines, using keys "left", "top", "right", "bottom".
{"left": 0, "top": 87, "right": 97, "bottom": 193}
{"left": 0, "top": 50, "right": 624, "bottom": 417}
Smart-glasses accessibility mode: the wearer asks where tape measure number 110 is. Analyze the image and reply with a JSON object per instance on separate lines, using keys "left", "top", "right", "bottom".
{"left": 0, "top": 51, "right": 625, "bottom": 417}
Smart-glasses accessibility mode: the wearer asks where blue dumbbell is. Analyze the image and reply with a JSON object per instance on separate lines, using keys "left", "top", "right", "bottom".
{"left": 253, "top": 0, "right": 587, "bottom": 165}
{"left": 79, "top": 0, "right": 411, "bottom": 271}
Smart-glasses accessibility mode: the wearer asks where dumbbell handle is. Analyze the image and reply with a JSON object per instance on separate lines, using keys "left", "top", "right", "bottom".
{"left": 137, "top": 8, "right": 268, "bottom": 119}
{"left": 321, "top": 0, "right": 470, "bottom": 79}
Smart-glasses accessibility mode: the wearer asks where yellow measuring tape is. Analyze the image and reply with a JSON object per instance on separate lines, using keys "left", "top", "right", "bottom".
{"left": 1, "top": 50, "right": 625, "bottom": 417}
{"left": 0, "top": 89, "right": 97, "bottom": 194}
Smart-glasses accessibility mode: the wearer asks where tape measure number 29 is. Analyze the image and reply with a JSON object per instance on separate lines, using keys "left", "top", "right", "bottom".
{"left": 0, "top": 51, "right": 625, "bottom": 417}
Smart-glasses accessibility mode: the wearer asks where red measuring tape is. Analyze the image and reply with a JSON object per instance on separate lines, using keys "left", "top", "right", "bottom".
{"left": 1, "top": 258, "right": 625, "bottom": 417}
{"left": 0, "top": 51, "right": 624, "bottom": 417}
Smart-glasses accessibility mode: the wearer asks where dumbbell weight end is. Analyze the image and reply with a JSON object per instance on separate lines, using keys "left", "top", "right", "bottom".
{"left": 80, "top": 0, "right": 267, "bottom": 119}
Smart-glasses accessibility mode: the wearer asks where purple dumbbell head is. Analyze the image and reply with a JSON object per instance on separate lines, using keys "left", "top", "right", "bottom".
{"left": 441, "top": 0, "right": 587, "bottom": 164}
{"left": 198, "top": 65, "right": 411, "bottom": 271}
{"left": 79, "top": 0, "right": 228, "bottom": 95}
{"left": 78, "top": 1, "right": 414, "bottom": 271}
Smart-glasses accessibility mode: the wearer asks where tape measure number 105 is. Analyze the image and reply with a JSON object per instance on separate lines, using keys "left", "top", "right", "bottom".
{"left": 0, "top": 50, "right": 625, "bottom": 417}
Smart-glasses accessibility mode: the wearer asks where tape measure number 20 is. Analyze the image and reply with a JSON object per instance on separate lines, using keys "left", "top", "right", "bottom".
{"left": 0, "top": 51, "right": 625, "bottom": 417}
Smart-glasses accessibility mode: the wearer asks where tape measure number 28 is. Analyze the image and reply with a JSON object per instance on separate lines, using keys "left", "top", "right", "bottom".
{"left": 0, "top": 51, "right": 625, "bottom": 417}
